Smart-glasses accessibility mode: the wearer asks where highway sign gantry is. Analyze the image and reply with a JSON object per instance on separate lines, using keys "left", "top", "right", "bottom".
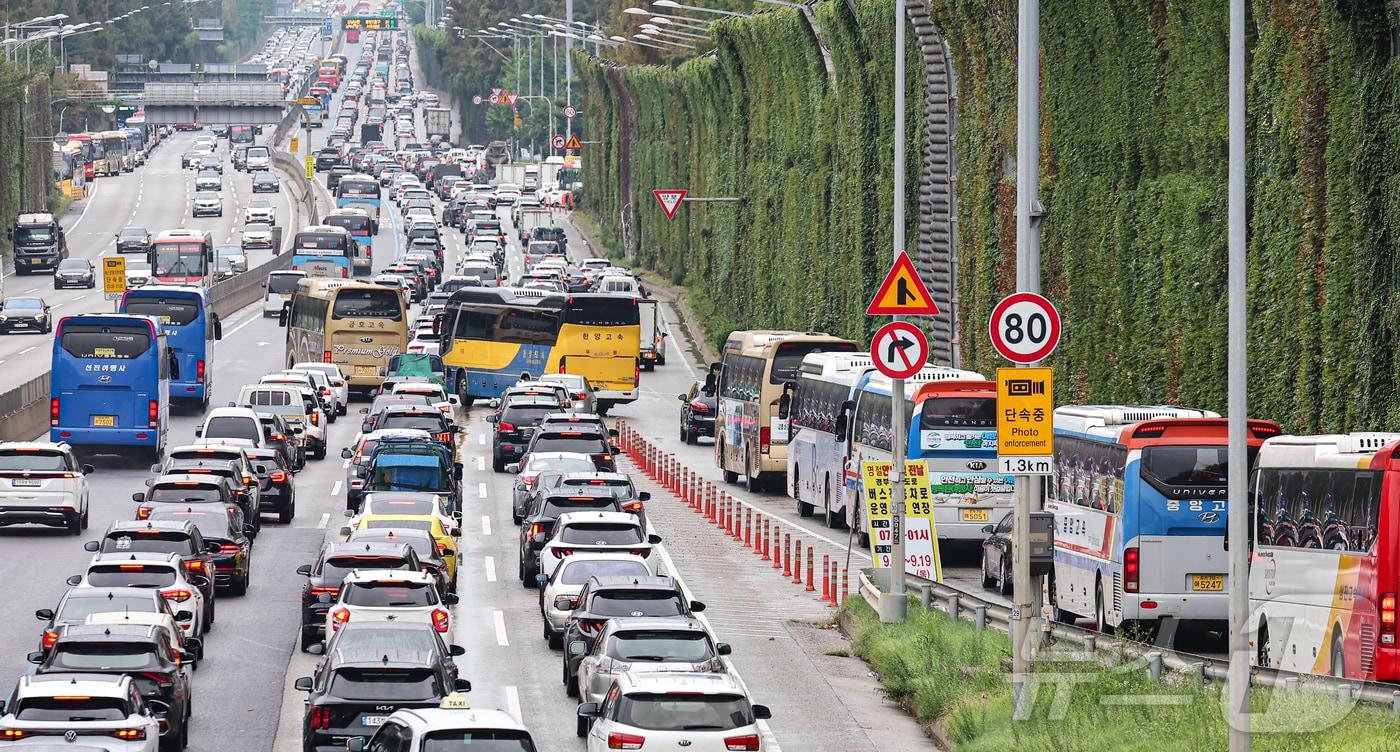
{"left": 870, "top": 321, "right": 929, "bottom": 380}
{"left": 988, "top": 291, "right": 1061, "bottom": 364}
{"left": 867, "top": 251, "right": 939, "bottom": 316}
{"left": 653, "top": 189, "right": 686, "bottom": 220}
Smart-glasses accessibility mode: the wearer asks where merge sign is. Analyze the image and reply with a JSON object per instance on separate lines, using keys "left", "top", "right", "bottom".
{"left": 995, "top": 368, "right": 1053, "bottom": 475}
{"left": 102, "top": 257, "right": 126, "bottom": 300}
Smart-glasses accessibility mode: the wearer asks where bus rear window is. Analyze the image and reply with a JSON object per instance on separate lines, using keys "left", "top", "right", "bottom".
{"left": 919, "top": 397, "right": 996, "bottom": 429}
{"left": 123, "top": 299, "right": 199, "bottom": 326}
{"left": 294, "top": 233, "right": 349, "bottom": 256}
{"left": 1141, "top": 446, "right": 1230, "bottom": 487}
{"left": 60, "top": 326, "right": 151, "bottom": 359}
{"left": 564, "top": 297, "right": 639, "bottom": 327}
{"left": 333, "top": 289, "right": 402, "bottom": 320}
{"left": 771, "top": 342, "right": 858, "bottom": 384}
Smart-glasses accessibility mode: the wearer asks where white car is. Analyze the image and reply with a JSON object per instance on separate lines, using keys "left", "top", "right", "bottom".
{"left": 266, "top": 370, "right": 340, "bottom": 422}
{"left": 0, "top": 442, "right": 92, "bottom": 535}
{"left": 388, "top": 381, "right": 456, "bottom": 414}
{"left": 291, "top": 362, "right": 350, "bottom": 414}
{"left": 324, "top": 569, "right": 458, "bottom": 639}
{"left": 241, "top": 222, "right": 275, "bottom": 251}
{"left": 538, "top": 553, "right": 652, "bottom": 646}
{"left": 243, "top": 200, "right": 276, "bottom": 225}
{"left": 345, "top": 699, "right": 536, "bottom": 752}
{"left": 538, "top": 512, "right": 661, "bottom": 581}
{"left": 195, "top": 406, "right": 264, "bottom": 448}
{"left": 76, "top": 552, "right": 207, "bottom": 641}
{"left": 578, "top": 671, "right": 772, "bottom": 750}
{"left": 0, "top": 674, "right": 160, "bottom": 751}
{"left": 575, "top": 617, "right": 730, "bottom": 707}
{"left": 263, "top": 270, "right": 308, "bottom": 317}
{"left": 125, "top": 260, "right": 154, "bottom": 288}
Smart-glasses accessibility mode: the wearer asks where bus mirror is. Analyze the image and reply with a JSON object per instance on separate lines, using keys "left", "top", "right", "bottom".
{"left": 703, "top": 371, "right": 717, "bottom": 394}
{"left": 431, "top": 313, "right": 444, "bottom": 337}
{"left": 277, "top": 306, "right": 289, "bottom": 327}
{"left": 212, "top": 315, "right": 223, "bottom": 341}
{"left": 777, "top": 393, "right": 791, "bottom": 421}
{"left": 835, "top": 414, "right": 849, "bottom": 440}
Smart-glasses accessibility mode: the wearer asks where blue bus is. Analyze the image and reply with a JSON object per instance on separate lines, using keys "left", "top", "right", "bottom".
{"left": 119, "top": 287, "right": 223, "bottom": 409}
{"left": 1045, "top": 405, "right": 1282, "bottom": 635}
{"left": 334, "top": 174, "right": 382, "bottom": 233}
{"left": 324, "top": 209, "right": 374, "bottom": 277}
{"left": 51, "top": 314, "right": 172, "bottom": 462}
{"left": 291, "top": 226, "right": 354, "bottom": 278}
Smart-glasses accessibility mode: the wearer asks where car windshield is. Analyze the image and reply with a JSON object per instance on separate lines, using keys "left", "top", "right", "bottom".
{"left": 101, "top": 531, "right": 190, "bottom": 556}
{"left": 342, "top": 579, "right": 437, "bottom": 607}
{"left": 58, "top": 260, "right": 89, "bottom": 271}
{"left": 379, "top": 415, "right": 447, "bottom": 432}
{"left": 203, "top": 416, "right": 260, "bottom": 441}
{"left": 120, "top": 228, "right": 147, "bottom": 239}
{"left": 0, "top": 449, "right": 68, "bottom": 471}
{"left": 5, "top": 298, "right": 43, "bottom": 310}
{"left": 365, "top": 497, "right": 438, "bottom": 515}
{"left": 420, "top": 731, "right": 536, "bottom": 751}
{"left": 559, "top": 523, "right": 642, "bottom": 545}
{"left": 85, "top": 564, "right": 177, "bottom": 588}
{"left": 527, "top": 457, "right": 596, "bottom": 474}
{"left": 363, "top": 518, "right": 435, "bottom": 533}
{"left": 328, "top": 668, "right": 440, "bottom": 701}
{"left": 15, "top": 697, "right": 128, "bottom": 722}
{"left": 613, "top": 693, "right": 752, "bottom": 732}
{"left": 49, "top": 643, "right": 161, "bottom": 671}
{"left": 321, "top": 556, "right": 411, "bottom": 582}
{"left": 609, "top": 631, "right": 714, "bottom": 662}
{"left": 57, "top": 595, "right": 157, "bottom": 622}
{"left": 590, "top": 591, "right": 685, "bottom": 617}
{"left": 560, "top": 559, "right": 649, "bottom": 586}
{"left": 148, "top": 485, "right": 223, "bottom": 503}
{"left": 533, "top": 436, "right": 607, "bottom": 455}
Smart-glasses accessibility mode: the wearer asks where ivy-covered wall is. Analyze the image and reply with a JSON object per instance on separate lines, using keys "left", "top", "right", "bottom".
{"left": 580, "top": 0, "right": 1398, "bottom": 432}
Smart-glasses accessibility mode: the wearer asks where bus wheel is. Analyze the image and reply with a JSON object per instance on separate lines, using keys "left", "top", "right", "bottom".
{"left": 1095, "top": 578, "right": 1114, "bottom": 635}
{"left": 1256, "top": 619, "right": 1271, "bottom": 668}
{"left": 796, "top": 470, "right": 813, "bottom": 517}
{"left": 744, "top": 453, "right": 763, "bottom": 494}
{"left": 1331, "top": 631, "right": 1345, "bottom": 677}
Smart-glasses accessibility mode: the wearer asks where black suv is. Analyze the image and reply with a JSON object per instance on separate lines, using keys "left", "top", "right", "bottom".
{"left": 522, "top": 429, "right": 618, "bottom": 473}
{"left": 678, "top": 381, "right": 717, "bottom": 444}
{"left": 29, "top": 623, "right": 194, "bottom": 748}
{"left": 154, "top": 458, "right": 261, "bottom": 537}
{"left": 144, "top": 504, "right": 253, "bottom": 595}
{"left": 518, "top": 490, "right": 622, "bottom": 587}
{"left": 488, "top": 397, "right": 565, "bottom": 472}
{"left": 560, "top": 575, "right": 705, "bottom": 696}
{"left": 258, "top": 412, "right": 305, "bottom": 470}
{"left": 294, "top": 630, "right": 471, "bottom": 751}
{"left": 295, "top": 541, "right": 424, "bottom": 651}
{"left": 84, "top": 520, "right": 218, "bottom": 627}
{"left": 539, "top": 472, "right": 651, "bottom": 531}
{"left": 248, "top": 447, "right": 296, "bottom": 523}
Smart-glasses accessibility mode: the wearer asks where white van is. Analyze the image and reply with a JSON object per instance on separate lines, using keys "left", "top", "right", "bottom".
{"left": 263, "top": 270, "right": 307, "bottom": 317}
{"left": 244, "top": 145, "right": 271, "bottom": 171}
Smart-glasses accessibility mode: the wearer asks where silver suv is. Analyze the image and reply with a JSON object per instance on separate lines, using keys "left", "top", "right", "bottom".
{"left": 0, "top": 442, "right": 92, "bottom": 534}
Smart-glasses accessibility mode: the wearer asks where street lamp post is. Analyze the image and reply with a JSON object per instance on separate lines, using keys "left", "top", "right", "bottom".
{"left": 652, "top": 0, "right": 745, "bottom": 16}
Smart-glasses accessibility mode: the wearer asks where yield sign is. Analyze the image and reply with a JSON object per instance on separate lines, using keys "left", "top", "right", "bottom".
{"left": 653, "top": 189, "right": 687, "bottom": 220}
{"left": 506, "top": 92, "right": 520, "bottom": 106}
{"left": 564, "top": 133, "right": 582, "bottom": 150}
{"left": 867, "top": 251, "right": 939, "bottom": 316}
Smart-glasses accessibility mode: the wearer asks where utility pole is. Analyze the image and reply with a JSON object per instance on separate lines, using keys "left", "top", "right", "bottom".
{"left": 1010, "top": 0, "right": 1042, "bottom": 717}
{"left": 1226, "top": 0, "right": 1249, "bottom": 747}
{"left": 564, "top": 0, "right": 572, "bottom": 144}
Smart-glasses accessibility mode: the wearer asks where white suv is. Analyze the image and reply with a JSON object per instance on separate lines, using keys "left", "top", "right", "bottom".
{"left": 195, "top": 407, "right": 264, "bottom": 449}
{"left": 578, "top": 671, "right": 772, "bottom": 750}
{"left": 74, "top": 552, "right": 209, "bottom": 642}
{"left": 291, "top": 362, "right": 350, "bottom": 414}
{"left": 0, "top": 673, "right": 159, "bottom": 751}
{"left": 324, "top": 569, "right": 459, "bottom": 639}
{"left": 0, "top": 442, "right": 92, "bottom": 535}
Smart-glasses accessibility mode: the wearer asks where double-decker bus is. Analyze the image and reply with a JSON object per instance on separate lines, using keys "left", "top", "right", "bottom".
{"left": 291, "top": 225, "right": 354, "bottom": 278}
{"left": 148, "top": 230, "right": 213, "bottom": 286}
{"left": 95, "top": 130, "right": 129, "bottom": 175}
{"left": 119, "top": 287, "right": 222, "bottom": 409}
{"left": 280, "top": 279, "right": 407, "bottom": 396}
{"left": 1248, "top": 432, "right": 1400, "bottom": 680}
{"left": 50, "top": 314, "right": 172, "bottom": 462}
{"left": 1047, "top": 405, "right": 1282, "bottom": 636}
{"left": 334, "top": 174, "right": 382, "bottom": 232}
{"left": 324, "top": 208, "right": 374, "bottom": 277}
{"left": 786, "top": 352, "right": 876, "bottom": 526}
{"left": 710, "top": 331, "right": 858, "bottom": 493}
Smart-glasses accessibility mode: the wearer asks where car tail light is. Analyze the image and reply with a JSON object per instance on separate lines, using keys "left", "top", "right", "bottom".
{"left": 628, "top": 549, "right": 652, "bottom": 559}
{"left": 1383, "top": 593, "right": 1397, "bottom": 645}
{"left": 725, "top": 734, "right": 761, "bottom": 751}
{"left": 760, "top": 426, "right": 771, "bottom": 455}
{"left": 50, "top": 398, "right": 58, "bottom": 427}
{"left": 554, "top": 595, "right": 578, "bottom": 610}
{"left": 607, "top": 732, "right": 644, "bottom": 749}
{"left": 330, "top": 607, "right": 350, "bottom": 631}
{"left": 340, "top": 267, "right": 349, "bottom": 278}
{"left": 309, "top": 586, "right": 340, "bottom": 598}
{"left": 0, "top": 730, "right": 26, "bottom": 740}
{"left": 690, "top": 400, "right": 709, "bottom": 413}
{"left": 149, "top": 400, "right": 160, "bottom": 428}
{"left": 112, "top": 729, "right": 147, "bottom": 741}
{"left": 1123, "top": 547, "right": 1139, "bottom": 593}
{"left": 136, "top": 506, "right": 152, "bottom": 520}
{"left": 499, "top": 422, "right": 516, "bottom": 432}
{"left": 218, "top": 543, "right": 241, "bottom": 555}
{"left": 323, "top": 350, "right": 333, "bottom": 363}
{"left": 576, "top": 391, "right": 588, "bottom": 400}
{"left": 634, "top": 365, "right": 640, "bottom": 385}
{"left": 162, "top": 589, "right": 193, "bottom": 602}
{"left": 622, "top": 501, "right": 644, "bottom": 512}
{"left": 522, "top": 477, "right": 538, "bottom": 488}
{"left": 41, "top": 629, "right": 58, "bottom": 649}
{"left": 185, "top": 559, "right": 204, "bottom": 573}
{"left": 139, "top": 671, "right": 175, "bottom": 688}
{"left": 196, "top": 359, "right": 206, "bottom": 384}
{"left": 309, "top": 706, "right": 331, "bottom": 730}
{"left": 320, "top": 387, "right": 331, "bottom": 396}
{"left": 271, "top": 432, "right": 286, "bottom": 442}
{"left": 431, "top": 608, "right": 450, "bottom": 633}
{"left": 311, "top": 411, "right": 321, "bottom": 427}
{"left": 437, "top": 432, "right": 452, "bottom": 444}
{"left": 528, "top": 523, "right": 545, "bottom": 539}
{"left": 558, "top": 359, "right": 566, "bottom": 375}
{"left": 579, "top": 618, "right": 605, "bottom": 635}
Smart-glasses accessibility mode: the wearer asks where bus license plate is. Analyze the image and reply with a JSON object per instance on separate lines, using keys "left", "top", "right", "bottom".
{"left": 961, "top": 509, "right": 990, "bottom": 523}
{"left": 91, "top": 415, "right": 116, "bottom": 427}
{"left": 1192, "top": 574, "right": 1224, "bottom": 591}
{"left": 355, "top": 365, "right": 377, "bottom": 376}
{"left": 360, "top": 715, "right": 387, "bottom": 727}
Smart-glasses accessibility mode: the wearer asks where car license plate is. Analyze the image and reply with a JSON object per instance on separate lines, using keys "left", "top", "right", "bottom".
{"left": 961, "top": 509, "right": 990, "bottom": 523}
{"left": 360, "top": 715, "right": 387, "bottom": 727}
{"left": 11, "top": 478, "right": 41, "bottom": 487}
{"left": 355, "top": 365, "right": 377, "bottom": 376}
{"left": 91, "top": 415, "right": 116, "bottom": 427}
{"left": 1192, "top": 574, "right": 1225, "bottom": 592}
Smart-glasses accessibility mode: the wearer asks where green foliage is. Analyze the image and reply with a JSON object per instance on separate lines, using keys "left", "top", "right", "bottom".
{"left": 0, "top": 59, "right": 54, "bottom": 256}
{"left": 0, "top": 0, "right": 265, "bottom": 68}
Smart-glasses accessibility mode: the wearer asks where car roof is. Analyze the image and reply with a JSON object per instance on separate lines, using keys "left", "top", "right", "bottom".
{"left": 588, "top": 575, "right": 677, "bottom": 591}
{"left": 150, "top": 473, "right": 229, "bottom": 488}
{"left": 604, "top": 616, "right": 708, "bottom": 634}
{"left": 555, "top": 511, "right": 640, "bottom": 526}
{"left": 341, "top": 568, "right": 437, "bottom": 584}
{"left": 18, "top": 673, "right": 131, "bottom": 697}
{"left": 616, "top": 671, "right": 744, "bottom": 695}
{"left": 56, "top": 623, "right": 162, "bottom": 643}
{"left": 389, "top": 706, "right": 529, "bottom": 735}
{"left": 323, "top": 541, "right": 413, "bottom": 558}
{"left": 103, "top": 519, "right": 196, "bottom": 535}
{"left": 88, "top": 551, "right": 183, "bottom": 568}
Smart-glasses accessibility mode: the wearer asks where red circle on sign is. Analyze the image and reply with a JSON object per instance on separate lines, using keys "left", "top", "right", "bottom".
{"left": 871, "top": 321, "right": 929, "bottom": 380}
{"left": 988, "top": 292, "right": 1061, "bottom": 364}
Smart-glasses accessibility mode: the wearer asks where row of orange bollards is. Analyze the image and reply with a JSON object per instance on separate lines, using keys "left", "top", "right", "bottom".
{"left": 613, "top": 419, "right": 848, "bottom": 608}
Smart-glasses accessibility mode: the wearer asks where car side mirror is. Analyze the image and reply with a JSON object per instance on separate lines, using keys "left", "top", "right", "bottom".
{"left": 638, "top": 492, "right": 651, "bottom": 502}
{"left": 648, "top": 534, "right": 663, "bottom": 545}
{"left": 176, "top": 648, "right": 195, "bottom": 664}
{"left": 609, "top": 428, "right": 618, "bottom": 437}
{"left": 306, "top": 641, "right": 325, "bottom": 655}
{"left": 346, "top": 739, "right": 367, "bottom": 752}
{"left": 131, "top": 491, "right": 144, "bottom": 503}
{"left": 175, "top": 610, "right": 194, "bottom": 622}
{"left": 717, "top": 642, "right": 732, "bottom": 656}
{"left": 505, "top": 463, "right": 520, "bottom": 475}
{"left": 488, "top": 398, "right": 500, "bottom": 408}
{"left": 82, "top": 464, "right": 94, "bottom": 475}
{"left": 453, "top": 465, "right": 463, "bottom": 481}
{"left": 449, "top": 644, "right": 466, "bottom": 657}
{"left": 294, "top": 677, "right": 313, "bottom": 692}
{"left": 703, "top": 370, "right": 718, "bottom": 394}
{"left": 442, "top": 593, "right": 460, "bottom": 605}
{"left": 83, "top": 540, "right": 99, "bottom": 552}
{"left": 981, "top": 524, "right": 994, "bottom": 534}
{"left": 34, "top": 608, "right": 54, "bottom": 621}
{"left": 677, "top": 393, "right": 687, "bottom": 402}
{"left": 339, "top": 526, "right": 352, "bottom": 537}
{"left": 534, "top": 573, "right": 549, "bottom": 586}
{"left": 65, "top": 574, "right": 82, "bottom": 586}
{"left": 26, "top": 649, "right": 45, "bottom": 664}
{"left": 690, "top": 600, "right": 706, "bottom": 613}
{"left": 343, "top": 509, "right": 356, "bottom": 518}
{"left": 486, "top": 415, "right": 499, "bottom": 424}
{"left": 296, "top": 564, "right": 313, "bottom": 576}
{"left": 577, "top": 702, "right": 599, "bottom": 718}
{"left": 213, "top": 317, "right": 223, "bottom": 341}
{"left": 341, "top": 447, "right": 353, "bottom": 460}
{"left": 358, "top": 408, "right": 369, "bottom": 414}
{"left": 611, "top": 445, "right": 621, "bottom": 455}
{"left": 453, "top": 678, "right": 472, "bottom": 692}
{"left": 277, "top": 307, "right": 288, "bottom": 327}
{"left": 188, "top": 574, "right": 210, "bottom": 589}
{"left": 193, "top": 427, "right": 203, "bottom": 438}
{"left": 243, "top": 524, "right": 256, "bottom": 536}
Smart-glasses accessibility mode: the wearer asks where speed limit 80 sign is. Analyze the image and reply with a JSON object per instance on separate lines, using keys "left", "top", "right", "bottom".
{"left": 988, "top": 292, "right": 1061, "bottom": 364}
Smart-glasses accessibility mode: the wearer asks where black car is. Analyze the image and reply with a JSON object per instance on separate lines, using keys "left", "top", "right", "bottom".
{"left": 145, "top": 504, "right": 253, "bottom": 596}
{"left": 259, "top": 412, "right": 305, "bottom": 470}
{"left": 980, "top": 512, "right": 1014, "bottom": 596}
{"left": 559, "top": 575, "right": 705, "bottom": 695}
{"left": 295, "top": 540, "right": 423, "bottom": 651}
{"left": 294, "top": 628, "right": 471, "bottom": 750}
{"left": 116, "top": 226, "right": 152, "bottom": 253}
{"left": 314, "top": 148, "right": 341, "bottom": 171}
{"left": 518, "top": 490, "right": 623, "bottom": 587}
{"left": 539, "top": 472, "right": 651, "bottom": 531}
{"left": 522, "top": 429, "right": 618, "bottom": 473}
{"left": 52, "top": 258, "right": 95, "bottom": 289}
{"left": 252, "top": 171, "right": 281, "bottom": 193}
{"left": 326, "top": 164, "right": 353, "bottom": 192}
{"left": 232, "top": 145, "right": 248, "bottom": 171}
{"left": 248, "top": 447, "right": 296, "bottom": 523}
{"left": 30, "top": 623, "right": 195, "bottom": 748}
{"left": 488, "top": 397, "right": 565, "bottom": 472}
{"left": 679, "top": 382, "right": 717, "bottom": 445}
{"left": 83, "top": 519, "right": 218, "bottom": 627}
{"left": 0, "top": 296, "right": 51, "bottom": 333}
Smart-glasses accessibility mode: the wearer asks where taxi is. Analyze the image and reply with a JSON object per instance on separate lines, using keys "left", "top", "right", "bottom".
{"left": 346, "top": 694, "right": 537, "bottom": 752}
{"left": 341, "top": 512, "right": 460, "bottom": 584}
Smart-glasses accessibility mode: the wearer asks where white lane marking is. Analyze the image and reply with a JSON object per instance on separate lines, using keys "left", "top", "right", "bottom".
{"left": 484, "top": 556, "right": 496, "bottom": 582}
{"left": 331, "top": 480, "right": 342, "bottom": 497}
{"left": 317, "top": 512, "right": 330, "bottom": 529}
{"left": 224, "top": 313, "right": 262, "bottom": 337}
{"left": 476, "top": 455, "right": 485, "bottom": 471}
{"left": 342, "top": 458, "right": 350, "bottom": 469}
{"left": 478, "top": 433, "right": 486, "bottom": 446}
{"left": 504, "top": 685, "right": 522, "bottom": 724}
{"left": 477, "top": 481, "right": 487, "bottom": 499}
{"left": 23, "top": 287, "right": 39, "bottom": 294}
{"left": 493, "top": 610, "right": 509, "bottom": 646}
{"left": 18, "top": 346, "right": 35, "bottom": 355}
{"left": 66, "top": 180, "right": 100, "bottom": 233}
{"left": 481, "top": 515, "right": 491, "bottom": 536}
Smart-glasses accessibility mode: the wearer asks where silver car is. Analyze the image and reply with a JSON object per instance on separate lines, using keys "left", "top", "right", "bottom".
{"left": 539, "top": 373, "right": 597, "bottom": 414}
{"left": 537, "top": 554, "right": 652, "bottom": 646}
{"left": 573, "top": 616, "right": 730, "bottom": 707}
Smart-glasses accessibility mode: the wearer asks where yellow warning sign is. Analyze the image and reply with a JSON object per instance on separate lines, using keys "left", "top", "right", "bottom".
{"left": 513, "top": 115, "right": 522, "bottom": 128}
{"left": 995, "top": 367, "right": 1054, "bottom": 475}
{"left": 867, "top": 251, "right": 938, "bottom": 316}
{"left": 564, "top": 134, "right": 582, "bottom": 150}
{"left": 289, "top": 136, "right": 299, "bottom": 153}
{"left": 102, "top": 256, "right": 126, "bottom": 300}
{"left": 305, "top": 156, "right": 314, "bottom": 179}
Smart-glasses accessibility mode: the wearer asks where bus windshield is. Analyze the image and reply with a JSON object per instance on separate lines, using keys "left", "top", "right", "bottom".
{"left": 153, "top": 244, "right": 207, "bottom": 276}
{"left": 293, "top": 233, "right": 350, "bottom": 257}
{"left": 229, "top": 125, "right": 254, "bottom": 144}
{"left": 563, "top": 297, "right": 638, "bottom": 327}
{"left": 920, "top": 397, "right": 996, "bottom": 428}
{"left": 122, "top": 298, "right": 200, "bottom": 327}
{"left": 60, "top": 325, "right": 152, "bottom": 359}
{"left": 326, "top": 216, "right": 371, "bottom": 235}
{"left": 101, "top": 137, "right": 126, "bottom": 153}
{"left": 338, "top": 180, "right": 379, "bottom": 198}
{"left": 333, "top": 288, "right": 402, "bottom": 320}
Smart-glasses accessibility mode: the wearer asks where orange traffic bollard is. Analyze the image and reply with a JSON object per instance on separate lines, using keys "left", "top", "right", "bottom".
{"left": 805, "top": 546, "right": 816, "bottom": 592}
{"left": 781, "top": 532, "right": 791, "bottom": 576}
{"left": 841, "top": 568, "right": 850, "bottom": 606}
{"left": 791, "top": 538, "right": 803, "bottom": 584}
{"left": 822, "top": 554, "right": 831, "bottom": 602}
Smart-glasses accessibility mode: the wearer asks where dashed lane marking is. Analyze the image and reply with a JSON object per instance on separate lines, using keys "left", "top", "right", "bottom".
{"left": 493, "top": 610, "right": 509, "bottom": 646}
{"left": 481, "top": 515, "right": 491, "bottom": 536}
{"left": 484, "top": 556, "right": 496, "bottom": 582}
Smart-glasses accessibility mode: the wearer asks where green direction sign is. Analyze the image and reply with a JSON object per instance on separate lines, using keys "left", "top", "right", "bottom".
{"left": 342, "top": 15, "right": 399, "bottom": 31}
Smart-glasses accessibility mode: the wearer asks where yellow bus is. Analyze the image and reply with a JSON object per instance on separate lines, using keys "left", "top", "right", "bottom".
{"left": 556, "top": 293, "right": 640, "bottom": 413}
{"left": 709, "top": 330, "right": 859, "bottom": 492}
{"left": 279, "top": 279, "right": 407, "bottom": 395}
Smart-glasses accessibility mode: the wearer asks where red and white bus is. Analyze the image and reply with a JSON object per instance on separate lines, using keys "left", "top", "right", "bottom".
{"left": 1249, "top": 432, "right": 1400, "bottom": 680}
{"left": 149, "top": 230, "right": 213, "bottom": 286}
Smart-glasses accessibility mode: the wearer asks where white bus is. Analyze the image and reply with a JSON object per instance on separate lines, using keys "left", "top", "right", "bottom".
{"left": 786, "top": 352, "right": 876, "bottom": 527}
